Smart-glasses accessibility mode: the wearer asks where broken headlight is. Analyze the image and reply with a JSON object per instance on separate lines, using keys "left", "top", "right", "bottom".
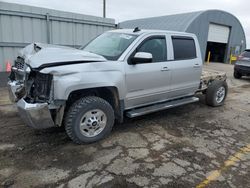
{"left": 27, "top": 72, "right": 53, "bottom": 102}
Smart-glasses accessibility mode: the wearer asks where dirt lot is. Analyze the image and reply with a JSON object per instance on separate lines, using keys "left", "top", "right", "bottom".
{"left": 0, "top": 63, "right": 250, "bottom": 188}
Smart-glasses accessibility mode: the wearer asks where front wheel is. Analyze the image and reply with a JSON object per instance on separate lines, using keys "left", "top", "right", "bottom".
{"left": 234, "top": 71, "right": 242, "bottom": 79}
{"left": 205, "top": 80, "right": 228, "bottom": 107}
{"left": 65, "top": 96, "right": 115, "bottom": 144}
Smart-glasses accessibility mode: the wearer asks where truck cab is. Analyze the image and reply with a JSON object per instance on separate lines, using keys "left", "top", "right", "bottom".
{"left": 118, "top": 29, "right": 202, "bottom": 108}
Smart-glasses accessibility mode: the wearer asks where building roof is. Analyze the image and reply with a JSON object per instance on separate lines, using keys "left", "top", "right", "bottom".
{"left": 119, "top": 11, "right": 204, "bottom": 31}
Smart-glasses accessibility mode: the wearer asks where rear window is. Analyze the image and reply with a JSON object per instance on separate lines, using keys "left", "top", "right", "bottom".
{"left": 241, "top": 50, "right": 250, "bottom": 58}
{"left": 172, "top": 37, "right": 196, "bottom": 60}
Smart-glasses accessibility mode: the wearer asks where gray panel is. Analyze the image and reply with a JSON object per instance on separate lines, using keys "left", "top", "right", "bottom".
{"left": 75, "top": 23, "right": 84, "bottom": 45}
{"left": 12, "top": 16, "right": 23, "bottom": 42}
{"left": 22, "top": 17, "right": 34, "bottom": 42}
{"left": 0, "top": 1, "right": 116, "bottom": 72}
{"left": 1, "top": 15, "right": 13, "bottom": 42}
{"left": 32, "top": 18, "right": 47, "bottom": 43}
{"left": 51, "top": 20, "right": 61, "bottom": 44}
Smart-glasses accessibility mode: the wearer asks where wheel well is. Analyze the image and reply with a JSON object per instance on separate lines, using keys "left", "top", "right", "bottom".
{"left": 66, "top": 87, "right": 123, "bottom": 122}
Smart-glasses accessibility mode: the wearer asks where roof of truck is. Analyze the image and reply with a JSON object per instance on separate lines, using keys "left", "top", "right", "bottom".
{"left": 109, "top": 29, "right": 195, "bottom": 37}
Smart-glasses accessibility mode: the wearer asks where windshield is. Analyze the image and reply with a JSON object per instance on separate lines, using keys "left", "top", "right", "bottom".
{"left": 241, "top": 50, "right": 250, "bottom": 58}
{"left": 82, "top": 32, "right": 137, "bottom": 60}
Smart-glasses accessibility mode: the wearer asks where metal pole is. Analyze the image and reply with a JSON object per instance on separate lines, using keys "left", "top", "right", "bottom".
{"left": 207, "top": 51, "right": 211, "bottom": 64}
{"left": 103, "top": 0, "right": 106, "bottom": 18}
{"left": 46, "top": 13, "right": 51, "bottom": 44}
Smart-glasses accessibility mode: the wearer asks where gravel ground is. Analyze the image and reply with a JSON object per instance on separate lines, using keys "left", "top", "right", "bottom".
{"left": 0, "top": 63, "right": 250, "bottom": 188}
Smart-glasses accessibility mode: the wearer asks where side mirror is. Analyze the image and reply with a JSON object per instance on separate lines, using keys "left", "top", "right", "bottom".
{"left": 130, "top": 52, "right": 153, "bottom": 64}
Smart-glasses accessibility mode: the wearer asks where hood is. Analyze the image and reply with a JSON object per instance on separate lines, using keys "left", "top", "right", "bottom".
{"left": 236, "top": 59, "right": 250, "bottom": 67}
{"left": 19, "top": 43, "right": 107, "bottom": 69}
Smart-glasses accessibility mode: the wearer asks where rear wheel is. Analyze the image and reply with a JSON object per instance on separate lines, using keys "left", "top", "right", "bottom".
{"left": 205, "top": 80, "right": 228, "bottom": 107}
{"left": 234, "top": 71, "right": 242, "bottom": 79}
{"left": 65, "top": 96, "right": 115, "bottom": 144}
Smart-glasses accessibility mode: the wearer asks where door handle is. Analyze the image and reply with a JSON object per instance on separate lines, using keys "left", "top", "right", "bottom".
{"left": 193, "top": 64, "right": 201, "bottom": 68}
{"left": 161, "top": 67, "right": 170, "bottom": 71}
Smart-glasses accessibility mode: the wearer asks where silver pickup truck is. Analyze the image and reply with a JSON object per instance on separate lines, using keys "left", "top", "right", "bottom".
{"left": 8, "top": 29, "right": 227, "bottom": 144}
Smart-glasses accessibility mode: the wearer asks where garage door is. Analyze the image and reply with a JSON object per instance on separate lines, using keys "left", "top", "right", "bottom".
{"left": 207, "top": 24, "right": 230, "bottom": 43}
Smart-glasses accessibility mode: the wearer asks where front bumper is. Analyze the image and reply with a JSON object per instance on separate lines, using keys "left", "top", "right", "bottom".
{"left": 7, "top": 81, "right": 23, "bottom": 103}
{"left": 8, "top": 81, "right": 55, "bottom": 129}
{"left": 234, "top": 65, "right": 250, "bottom": 75}
{"left": 17, "top": 99, "right": 55, "bottom": 129}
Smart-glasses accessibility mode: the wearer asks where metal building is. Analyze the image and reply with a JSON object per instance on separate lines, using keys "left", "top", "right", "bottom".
{"left": 0, "top": 1, "right": 115, "bottom": 72}
{"left": 119, "top": 10, "right": 246, "bottom": 63}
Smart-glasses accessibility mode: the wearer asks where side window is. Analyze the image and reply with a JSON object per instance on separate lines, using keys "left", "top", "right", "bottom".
{"left": 137, "top": 37, "right": 167, "bottom": 62}
{"left": 172, "top": 37, "right": 196, "bottom": 60}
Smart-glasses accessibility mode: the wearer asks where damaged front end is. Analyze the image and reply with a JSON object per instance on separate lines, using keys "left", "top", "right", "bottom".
{"left": 8, "top": 57, "right": 26, "bottom": 102}
{"left": 7, "top": 57, "right": 58, "bottom": 129}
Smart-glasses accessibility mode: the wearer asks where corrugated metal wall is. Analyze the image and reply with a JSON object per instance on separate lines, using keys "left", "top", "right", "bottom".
{"left": 0, "top": 2, "right": 116, "bottom": 72}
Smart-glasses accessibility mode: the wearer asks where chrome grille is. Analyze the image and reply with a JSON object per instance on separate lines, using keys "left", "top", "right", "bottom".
{"left": 14, "top": 57, "right": 25, "bottom": 70}
{"left": 12, "top": 57, "right": 26, "bottom": 82}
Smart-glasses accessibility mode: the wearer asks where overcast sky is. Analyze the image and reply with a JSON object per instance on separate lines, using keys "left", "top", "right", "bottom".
{"left": 2, "top": 0, "right": 250, "bottom": 48}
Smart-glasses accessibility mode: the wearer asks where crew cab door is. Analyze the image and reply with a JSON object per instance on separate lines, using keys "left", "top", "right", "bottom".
{"left": 168, "top": 36, "right": 202, "bottom": 99}
{"left": 125, "top": 35, "right": 171, "bottom": 109}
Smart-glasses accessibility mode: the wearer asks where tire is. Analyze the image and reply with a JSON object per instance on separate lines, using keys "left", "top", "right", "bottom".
{"left": 65, "top": 96, "right": 115, "bottom": 144}
{"left": 205, "top": 80, "right": 228, "bottom": 107}
{"left": 234, "top": 71, "right": 242, "bottom": 79}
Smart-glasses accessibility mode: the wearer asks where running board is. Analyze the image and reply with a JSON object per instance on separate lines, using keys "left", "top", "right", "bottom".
{"left": 126, "top": 97, "right": 199, "bottom": 118}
